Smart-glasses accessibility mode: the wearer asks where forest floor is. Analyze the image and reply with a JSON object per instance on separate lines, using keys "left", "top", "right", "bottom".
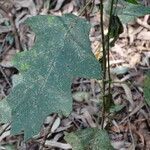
{"left": 0, "top": 0, "right": 150, "bottom": 150}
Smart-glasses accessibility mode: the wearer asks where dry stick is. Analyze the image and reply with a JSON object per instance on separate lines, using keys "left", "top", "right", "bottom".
{"left": 0, "top": 6, "right": 22, "bottom": 87}
{"left": 0, "top": 65, "right": 12, "bottom": 87}
{"left": 39, "top": 114, "right": 57, "bottom": 150}
{"left": 136, "top": 18, "right": 150, "bottom": 30}
{"left": 83, "top": 0, "right": 88, "bottom": 19}
{"left": 87, "top": 1, "right": 95, "bottom": 18}
{"left": 0, "top": 44, "right": 12, "bottom": 61}
{"left": 127, "top": 118, "right": 135, "bottom": 149}
{"left": 0, "top": 5, "right": 22, "bottom": 51}
{"left": 9, "top": 13, "right": 22, "bottom": 51}
{"left": 44, "top": 140, "right": 72, "bottom": 149}
{"left": 119, "top": 102, "right": 144, "bottom": 124}
{"left": 78, "top": 0, "right": 93, "bottom": 16}
{"left": 0, "top": 123, "right": 11, "bottom": 137}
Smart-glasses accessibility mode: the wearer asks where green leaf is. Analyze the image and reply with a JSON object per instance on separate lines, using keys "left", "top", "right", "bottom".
{"left": 109, "top": 16, "right": 123, "bottom": 39}
{"left": 143, "top": 73, "right": 150, "bottom": 106}
{"left": 0, "top": 99, "right": 11, "bottom": 123}
{"left": 118, "top": 3, "right": 150, "bottom": 23}
{"left": 107, "top": 16, "right": 123, "bottom": 47}
{"left": 125, "top": 0, "right": 138, "bottom": 4}
{"left": 64, "top": 128, "right": 114, "bottom": 150}
{"left": 104, "top": 0, "right": 150, "bottom": 24}
{"left": 6, "top": 14, "right": 101, "bottom": 140}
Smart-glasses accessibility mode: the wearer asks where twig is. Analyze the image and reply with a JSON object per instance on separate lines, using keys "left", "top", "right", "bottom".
{"left": 0, "top": 65, "right": 12, "bottom": 87}
{"left": 0, "top": 123, "right": 11, "bottom": 137}
{"left": 0, "top": 5, "right": 22, "bottom": 51}
{"left": 136, "top": 18, "right": 150, "bottom": 30}
{"left": 44, "top": 140, "right": 72, "bottom": 149}
{"left": 39, "top": 114, "right": 57, "bottom": 150}
{"left": 127, "top": 118, "right": 135, "bottom": 149}
{"left": 9, "top": 13, "right": 22, "bottom": 51}
{"left": 119, "top": 102, "right": 144, "bottom": 124}
{"left": 78, "top": 0, "right": 93, "bottom": 16}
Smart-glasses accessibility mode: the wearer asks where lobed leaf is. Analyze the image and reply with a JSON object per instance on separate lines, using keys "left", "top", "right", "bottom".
{"left": 5, "top": 14, "right": 101, "bottom": 140}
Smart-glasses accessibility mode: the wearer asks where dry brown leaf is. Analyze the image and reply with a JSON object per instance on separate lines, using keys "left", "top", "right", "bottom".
{"left": 81, "top": 109, "right": 96, "bottom": 127}
{"left": 13, "top": 0, "right": 37, "bottom": 15}
{"left": 15, "top": 11, "right": 28, "bottom": 28}
{"left": 129, "top": 53, "right": 141, "bottom": 68}
{"left": 45, "top": 140, "right": 72, "bottom": 149}
{"left": 0, "top": 25, "right": 12, "bottom": 34}
{"left": 53, "top": 0, "right": 65, "bottom": 11}
{"left": 141, "top": 52, "right": 150, "bottom": 66}
{"left": 0, "top": 130, "right": 10, "bottom": 142}
{"left": 40, "top": 0, "right": 50, "bottom": 15}
{"left": 137, "top": 30, "right": 150, "bottom": 40}
{"left": 0, "top": 48, "right": 16, "bottom": 67}
{"left": 62, "top": 2, "right": 74, "bottom": 14}
{"left": 51, "top": 117, "right": 61, "bottom": 133}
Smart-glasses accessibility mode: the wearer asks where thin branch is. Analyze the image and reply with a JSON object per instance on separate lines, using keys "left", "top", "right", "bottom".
{"left": 9, "top": 13, "right": 22, "bottom": 51}
{"left": 0, "top": 5, "right": 22, "bottom": 51}
{"left": 39, "top": 114, "right": 57, "bottom": 150}
{"left": 0, "top": 65, "right": 12, "bottom": 87}
{"left": 78, "top": 0, "right": 93, "bottom": 16}
{"left": 0, "top": 123, "right": 11, "bottom": 137}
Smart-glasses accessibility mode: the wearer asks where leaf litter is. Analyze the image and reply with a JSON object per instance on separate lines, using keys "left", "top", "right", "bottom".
{"left": 0, "top": 0, "right": 150, "bottom": 149}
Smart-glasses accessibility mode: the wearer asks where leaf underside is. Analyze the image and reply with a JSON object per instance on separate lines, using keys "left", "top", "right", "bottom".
{"left": 6, "top": 14, "right": 101, "bottom": 140}
{"left": 64, "top": 128, "right": 114, "bottom": 150}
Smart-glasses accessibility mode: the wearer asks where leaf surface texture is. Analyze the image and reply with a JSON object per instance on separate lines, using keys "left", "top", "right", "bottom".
{"left": 6, "top": 14, "right": 101, "bottom": 140}
{"left": 64, "top": 128, "right": 113, "bottom": 150}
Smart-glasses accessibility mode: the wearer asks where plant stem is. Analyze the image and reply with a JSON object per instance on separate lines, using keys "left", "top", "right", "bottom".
{"left": 99, "top": 0, "right": 116, "bottom": 129}
{"left": 107, "top": 0, "right": 115, "bottom": 94}
{"left": 99, "top": 0, "right": 106, "bottom": 129}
